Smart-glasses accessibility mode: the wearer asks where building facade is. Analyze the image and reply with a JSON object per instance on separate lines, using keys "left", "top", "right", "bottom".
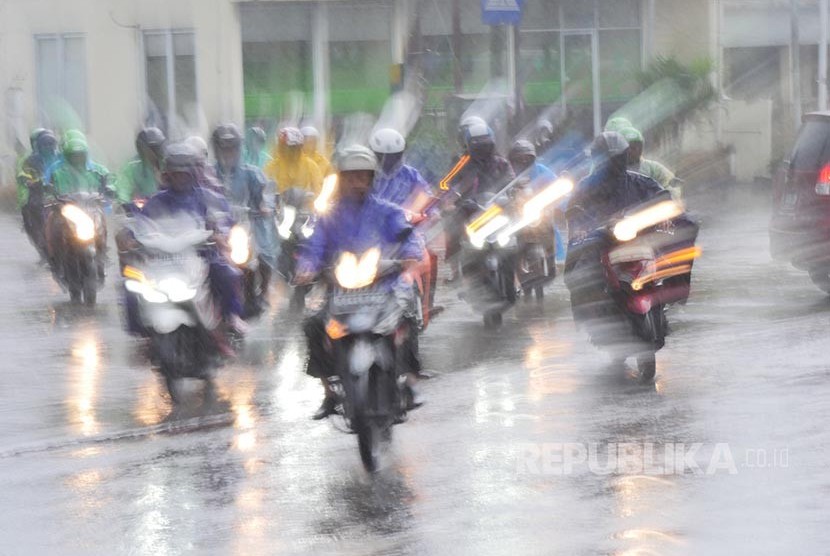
{"left": 0, "top": 0, "right": 725, "bottom": 188}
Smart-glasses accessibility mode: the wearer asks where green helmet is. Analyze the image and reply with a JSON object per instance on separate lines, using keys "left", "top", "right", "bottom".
{"left": 620, "top": 126, "right": 644, "bottom": 144}
{"left": 61, "top": 129, "right": 86, "bottom": 148}
{"left": 63, "top": 136, "right": 89, "bottom": 155}
{"left": 604, "top": 117, "right": 633, "bottom": 133}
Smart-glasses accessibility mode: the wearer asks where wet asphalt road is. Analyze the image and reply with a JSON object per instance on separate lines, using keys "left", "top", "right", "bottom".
{"left": 0, "top": 186, "right": 828, "bottom": 555}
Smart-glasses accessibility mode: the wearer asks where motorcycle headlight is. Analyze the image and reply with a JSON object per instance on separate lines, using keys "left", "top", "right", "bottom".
{"left": 466, "top": 214, "right": 510, "bottom": 250}
{"left": 61, "top": 204, "right": 95, "bottom": 242}
{"left": 125, "top": 278, "right": 168, "bottom": 304}
{"left": 613, "top": 200, "right": 684, "bottom": 242}
{"left": 522, "top": 177, "right": 573, "bottom": 223}
{"left": 229, "top": 225, "right": 251, "bottom": 265}
{"left": 334, "top": 248, "right": 380, "bottom": 289}
{"left": 157, "top": 278, "right": 198, "bottom": 303}
{"left": 277, "top": 206, "right": 296, "bottom": 239}
{"left": 124, "top": 266, "right": 196, "bottom": 303}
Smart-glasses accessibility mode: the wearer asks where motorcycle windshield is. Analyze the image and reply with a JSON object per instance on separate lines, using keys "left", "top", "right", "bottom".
{"left": 130, "top": 213, "right": 213, "bottom": 254}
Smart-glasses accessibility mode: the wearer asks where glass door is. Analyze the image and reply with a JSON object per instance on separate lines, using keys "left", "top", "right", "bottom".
{"left": 561, "top": 32, "right": 601, "bottom": 139}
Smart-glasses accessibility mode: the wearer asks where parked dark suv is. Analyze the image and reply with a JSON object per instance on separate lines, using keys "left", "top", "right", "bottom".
{"left": 770, "top": 112, "right": 830, "bottom": 293}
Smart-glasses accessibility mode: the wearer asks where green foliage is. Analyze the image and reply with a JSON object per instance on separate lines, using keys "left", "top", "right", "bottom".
{"left": 633, "top": 55, "right": 717, "bottom": 144}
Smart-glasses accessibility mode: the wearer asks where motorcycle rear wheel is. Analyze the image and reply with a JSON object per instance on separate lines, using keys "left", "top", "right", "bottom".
{"left": 484, "top": 311, "right": 503, "bottom": 329}
{"left": 288, "top": 287, "right": 306, "bottom": 313}
{"left": 808, "top": 269, "right": 830, "bottom": 294}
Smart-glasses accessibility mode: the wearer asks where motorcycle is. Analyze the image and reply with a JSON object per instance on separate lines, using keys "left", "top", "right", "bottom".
{"left": 461, "top": 177, "right": 573, "bottom": 328}
{"left": 277, "top": 187, "right": 318, "bottom": 312}
{"left": 318, "top": 247, "right": 417, "bottom": 472}
{"left": 513, "top": 182, "right": 559, "bottom": 303}
{"left": 22, "top": 180, "right": 49, "bottom": 260}
{"left": 122, "top": 214, "right": 222, "bottom": 402}
{"left": 46, "top": 191, "right": 107, "bottom": 305}
{"left": 568, "top": 195, "right": 699, "bottom": 381}
{"left": 228, "top": 205, "right": 269, "bottom": 319}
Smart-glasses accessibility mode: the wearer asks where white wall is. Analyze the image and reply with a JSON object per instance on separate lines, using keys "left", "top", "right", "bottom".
{"left": 0, "top": 0, "right": 244, "bottom": 186}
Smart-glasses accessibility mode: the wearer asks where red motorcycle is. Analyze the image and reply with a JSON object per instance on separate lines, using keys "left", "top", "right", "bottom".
{"left": 567, "top": 196, "right": 699, "bottom": 381}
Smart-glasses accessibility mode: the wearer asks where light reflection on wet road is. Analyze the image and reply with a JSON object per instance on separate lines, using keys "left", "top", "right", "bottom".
{"left": 0, "top": 187, "right": 828, "bottom": 555}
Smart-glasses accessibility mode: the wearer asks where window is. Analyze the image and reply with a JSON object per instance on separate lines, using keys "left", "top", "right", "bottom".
{"left": 241, "top": 3, "right": 313, "bottom": 121}
{"left": 143, "top": 30, "right": 197, "bottom": 136}
{"left": 36, "top": 34, "right": 88, "bottom": 130}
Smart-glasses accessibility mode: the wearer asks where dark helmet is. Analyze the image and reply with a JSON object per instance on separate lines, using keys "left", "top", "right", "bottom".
{"left": 509, "top": 139, "right": 537, "bottom": 160}
{"left": 211, "top": 123, "right": 243, "bottom": 150}
{"left": 34, "top": 129, "right": 58, "bottom": 152}
{"left": 29, "top": 128, "right": 47, "bottom": 150}
{"left": 163, "top": 142, "right": 200, "bottom": 174}
{"left": 247, "top": 126, "right": 267, "bottom": 144}
{"left": 590, "top": 131, "right": 630, "bottom": 159}
{"left": 136, "top": 127, "right": 166, "bottom": 156}
{"left": 465, "top": 123, "right": 495, "bottom": 149}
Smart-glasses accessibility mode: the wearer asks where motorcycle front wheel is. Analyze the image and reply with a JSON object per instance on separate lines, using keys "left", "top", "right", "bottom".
{"left": 355, "top": 416, "right": 381, "bottom": 473}
{"left": 153, "top": 327, "right": 208, "bottom": 401}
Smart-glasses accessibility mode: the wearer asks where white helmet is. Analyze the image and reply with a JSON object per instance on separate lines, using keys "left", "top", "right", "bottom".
{"left": 337, "top": 145, "right": 378, "bottom": 172}
{"left": 300, "top": 126, "right": 319, "bottom": 139}
{"left": 369, "top": 128, "right": 405, "bottom": 154}
{"left": 460, "top": 115, "right": 486, "bottom": 129}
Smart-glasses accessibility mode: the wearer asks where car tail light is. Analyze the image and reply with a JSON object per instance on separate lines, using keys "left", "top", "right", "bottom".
{"left": 816, "top": 164, "right": 830, "bottom": 195}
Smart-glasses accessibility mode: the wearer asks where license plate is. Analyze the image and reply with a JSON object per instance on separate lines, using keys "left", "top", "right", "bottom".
{"left": 149, "top": 253, "right": 190, "bottom": 263}
{"left": 783, "top": 192, "right": 798, "bottom": 210}
{"left": 331, "top": 287, "right": 386, "bottom": 310}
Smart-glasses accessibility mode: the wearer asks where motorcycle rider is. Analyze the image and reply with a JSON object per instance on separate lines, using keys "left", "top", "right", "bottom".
{"left": 370, "top": 128, "right": 433, "bottom": 208}
{"left": 17, "top": 129, "right": 58, "bottom": 259}
{"left": 370, "top": 126, "right": 439, "bottom": 341}
{"left": 564, "top": 131, "right": 666, "bottom": 323}
{"left": 301, "top": 125, "right": 332, "bottom": 175}
{"left": 116, "top": 127, "right": 166, "bottom": 205}
{"left": 243, "top": 126, "right": 272, "bottom": 170}
{"left": 294, "top": 145, "right": 426, "bottom": 420}
{"left": 620, "top": 126, "right": 679, "bottom": 199}
{"left": 444, "top": 123, "right": 515, "bottom": 282}
{"left": 212, "top": 124, "right": 277, "bottom": 310}
{"left": 43, "top": 129, "right": 90, "bottom": 184}
{"left": 139, "top": 142, "right": 248, "bottom": 341}
{"left": 46, "top": 134, "right": 112, "bottom": 284}
{"left": 264, "top": 126, "right": 323, "bottom": 194}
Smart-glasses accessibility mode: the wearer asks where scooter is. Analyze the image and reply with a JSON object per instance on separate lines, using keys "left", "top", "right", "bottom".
{"left": 122, "top": 214, "right": 222, "bottom": 402}
{"left": 276, "top": 187, "right": 317, "bottom": 312}
{"left": 47, "top": 191, "right": 107, "bottom": 305}
{"left": 228, "top": 206, "right": 268, "bottom": 319}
